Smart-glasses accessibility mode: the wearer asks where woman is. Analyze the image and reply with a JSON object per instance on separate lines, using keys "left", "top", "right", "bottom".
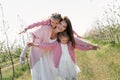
{"left": 27, "top": 16, "right": 97, "bottom": 80}
{"left": 27, "top": 31, "right": 98, "bottom": 80}
{"left": 29, "top": 16, "right": 71, "bottom": 80}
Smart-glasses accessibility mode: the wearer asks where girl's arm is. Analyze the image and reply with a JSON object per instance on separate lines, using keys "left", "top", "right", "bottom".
{"left": 73, "top": 30, "right": 82, "bottom": 38}
{"left": 19, "top": 19, "right": 50, "bottom": 34}
{"left": 27, "top": 42, "right": 57, "bottom": 50}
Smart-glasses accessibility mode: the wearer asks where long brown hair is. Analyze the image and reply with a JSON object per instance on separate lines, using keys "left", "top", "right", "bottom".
{"left": 63, "top": 16, "right": 75, "bottom": 48}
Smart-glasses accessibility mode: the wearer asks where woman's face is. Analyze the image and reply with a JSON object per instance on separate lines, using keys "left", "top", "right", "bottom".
{"left": 56, "top": 20, "right": 67, "bottom": 32}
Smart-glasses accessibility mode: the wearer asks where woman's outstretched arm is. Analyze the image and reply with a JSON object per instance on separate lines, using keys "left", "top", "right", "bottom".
{"left": 75, "top": 37, "right": 99, "bottom": 50}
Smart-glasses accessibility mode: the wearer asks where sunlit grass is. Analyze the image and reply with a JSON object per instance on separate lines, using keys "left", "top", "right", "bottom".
{"left": 15, "top": 70, "right": 31, "bottom": 80}
{"left": 76, "top": 44, "right": 120, "bottom": 80}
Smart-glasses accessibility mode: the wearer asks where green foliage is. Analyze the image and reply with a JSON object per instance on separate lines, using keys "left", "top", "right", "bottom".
{"left": 109, "top": 42, "right": 120, "bottom": 48}
{"left": 2, "top": 63, "right": 29, "bottom": 80}
{"left": 1, "top": 45, "right": 30, "bottom": 80}
{"left": 15, "top": 64, "right": 29, "bottom": 78}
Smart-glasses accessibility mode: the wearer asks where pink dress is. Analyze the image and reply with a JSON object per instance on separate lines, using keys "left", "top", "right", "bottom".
{"left": 29, "top": 25, "right": 57, "bottom": 80}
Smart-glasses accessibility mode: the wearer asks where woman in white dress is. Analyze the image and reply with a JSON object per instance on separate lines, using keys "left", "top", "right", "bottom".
{"left": 21, "top": 16, "right": 77, "bottom": 80}
{"left": 28, "top": 31, "right": 99, "bottom": 80}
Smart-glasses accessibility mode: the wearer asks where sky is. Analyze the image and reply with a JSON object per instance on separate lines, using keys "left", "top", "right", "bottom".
{"left": 0, "top": 0, "right": 116, "bottom": 43}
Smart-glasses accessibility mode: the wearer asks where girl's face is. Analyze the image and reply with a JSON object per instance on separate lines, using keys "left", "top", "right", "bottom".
{"left": 59, "top": 36, "right": 69, "bottom": 44}
{"left": 50, "top": 18, "right": 60, "bottom": 29}
{"left": 56, "top": 20, "right": 67, "bottom": 32}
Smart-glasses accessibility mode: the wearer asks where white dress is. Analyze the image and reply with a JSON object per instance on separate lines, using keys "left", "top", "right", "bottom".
{"left": 58, "top": 43, "right": 80, "bottom": 79}
{"left": 31, "top": 39, "right": 57, "bottom": 80}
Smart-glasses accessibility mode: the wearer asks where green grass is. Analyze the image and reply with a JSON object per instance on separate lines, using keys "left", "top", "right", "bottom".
{"left": 15, "top": 70, "right": 31, "bottom": 80}
{"left": 16, "top": 44, "right": 120, "bottom": 80}
{"left": 1, "top": 62, "right": 30, "bottom": 80}
{"left": 77, "top": 44, "right": 120, "bottom": 80}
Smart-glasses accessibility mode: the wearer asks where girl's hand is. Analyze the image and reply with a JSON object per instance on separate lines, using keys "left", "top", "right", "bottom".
{"left": 18, "top": 28, "right": 27, "bottom": 34}
{"left": 92, "top": 44, "right": 100, "bottom": 50}
{"left": 77, "top": 35, "right": 82, "bottom": 38}
{"left": 27, "top": 42, "right": 35, "bottom": 46}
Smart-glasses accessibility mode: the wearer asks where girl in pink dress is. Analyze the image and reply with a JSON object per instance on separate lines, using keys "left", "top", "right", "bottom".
{"left": 28, "top": 31, "right": 99, "bottom": 80}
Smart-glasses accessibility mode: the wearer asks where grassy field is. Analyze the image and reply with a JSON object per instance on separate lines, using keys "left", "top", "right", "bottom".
{"left": 16, "top": 44, "right": 120, "bottom": 80}
{"left": 15, "top": 70, "right": 31, "bottom": 80}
